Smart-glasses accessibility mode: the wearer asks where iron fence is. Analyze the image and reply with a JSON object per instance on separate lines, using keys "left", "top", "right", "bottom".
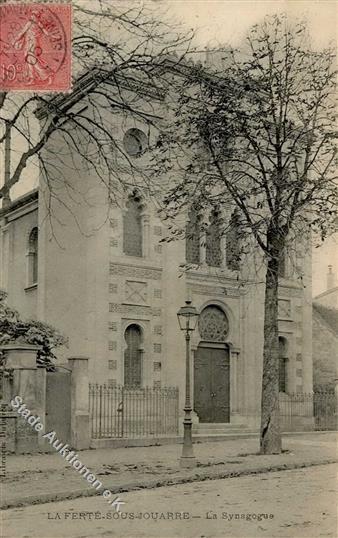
{"left": 279, "top": 391, "right": 337, "bottom": 432}
{"left": 89, "top": 384, "right": 179, "bottom": 439}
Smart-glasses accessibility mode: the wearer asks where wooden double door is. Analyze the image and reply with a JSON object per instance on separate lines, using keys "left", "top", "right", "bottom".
{"left": 194, "top": 344, "right": 230, "bottom": 423}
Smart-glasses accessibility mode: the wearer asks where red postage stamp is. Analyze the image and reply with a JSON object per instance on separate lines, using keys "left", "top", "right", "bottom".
{"left": 0, "top": 3, "right": 72, "bottom": 92}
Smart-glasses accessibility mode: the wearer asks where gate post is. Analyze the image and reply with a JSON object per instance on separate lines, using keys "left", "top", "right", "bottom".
{"left": 68, "top": 357, "right": 90, "bottom": 450}
{"left": 1, "top": 343, "right": 43, "bottom": 453}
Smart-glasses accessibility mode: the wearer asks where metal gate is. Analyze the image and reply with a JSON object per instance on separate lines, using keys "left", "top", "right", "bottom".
{"left": 89, "top": 384, "right": 179, "bottom": 438}
{"left": 45, "top": 370, "right": 71, "bottom": 445}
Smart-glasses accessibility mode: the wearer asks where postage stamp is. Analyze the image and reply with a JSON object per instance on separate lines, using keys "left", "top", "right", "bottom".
{"left": 0, "top": 2, "right": 72, "bottom": 92}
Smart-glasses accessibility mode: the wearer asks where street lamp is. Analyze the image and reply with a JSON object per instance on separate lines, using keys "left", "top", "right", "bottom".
{"left": 177, "top": 299, "right": 199, "bottom": 468}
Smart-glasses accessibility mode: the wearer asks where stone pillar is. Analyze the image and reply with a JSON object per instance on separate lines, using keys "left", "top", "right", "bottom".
{"left": 230, "top": 349, "right": 241, "bottom": 423}
{"left": 1, "top": 343, "right": 43, "bottom": 453}
{"left": 68, "top": 357, "right": 90, "bottom": 450}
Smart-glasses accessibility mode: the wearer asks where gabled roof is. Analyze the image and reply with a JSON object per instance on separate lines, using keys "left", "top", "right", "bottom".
{"left": 35, "top": 56, "right": 194, "bottom": 120}
{"left": 313, "top": 302, "right": 338, "bottom": 335}
{"left": 314, "top": 286, "right": 338, "bottom": 301}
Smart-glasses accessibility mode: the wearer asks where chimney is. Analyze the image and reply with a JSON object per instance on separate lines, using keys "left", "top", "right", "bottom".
{"left": 327, "top": 265, "right": 336, "bottom": 290}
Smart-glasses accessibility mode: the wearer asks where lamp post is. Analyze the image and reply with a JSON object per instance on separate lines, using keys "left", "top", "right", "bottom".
{"left": 177, "top": 299, "right": 199, "bottom": 468}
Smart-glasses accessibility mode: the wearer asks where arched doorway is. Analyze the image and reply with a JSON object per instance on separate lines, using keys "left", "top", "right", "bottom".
{"left": 194, "top": 305, "right": 230, "bottom": 423}
{"left": 124, "top": 324, "right": 142, "bottom": 387}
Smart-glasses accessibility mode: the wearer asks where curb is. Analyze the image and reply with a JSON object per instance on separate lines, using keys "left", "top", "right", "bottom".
{"left": 2, "top": 458, "right": 337, "bottom": 510}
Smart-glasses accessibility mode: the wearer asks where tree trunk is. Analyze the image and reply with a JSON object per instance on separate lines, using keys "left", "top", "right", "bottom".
{"left": 260, "top": 252, "right": 282, "bottom": 454}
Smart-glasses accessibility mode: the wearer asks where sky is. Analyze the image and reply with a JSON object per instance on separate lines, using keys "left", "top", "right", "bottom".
{"left": 5, "top": 0, "right": 338, "bottom": 296}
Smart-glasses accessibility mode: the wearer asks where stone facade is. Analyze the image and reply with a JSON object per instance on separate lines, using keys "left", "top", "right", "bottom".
{"left": 0, "top": 185, "right": 313, "bottom": 430}
{"left": 0, "top": 76, "right": 313, "bottom": 431}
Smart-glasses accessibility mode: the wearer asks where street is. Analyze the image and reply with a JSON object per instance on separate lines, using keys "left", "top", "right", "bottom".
{"left": 2, "top": 463, "right": 337, "bottom": 538}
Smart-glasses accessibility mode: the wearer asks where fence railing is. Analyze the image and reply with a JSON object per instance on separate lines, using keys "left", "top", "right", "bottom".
{"left": 89, "top": 384, "right": 179, "bottom": 439}
{"left": 279, "top": 391, "right": 337, "bottom": 432}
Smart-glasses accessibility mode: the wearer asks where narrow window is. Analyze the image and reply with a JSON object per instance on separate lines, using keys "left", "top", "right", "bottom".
{"left": 124, "top": 324, "right": 142, "bottom": 388}
{"left": 123, "top": 196, "right": 142, "bottom": 257}
{"left": 27, "top": 227, "right": 38, "bottom": 285}
{"left": 278, "top": 337, "right": 288, "bottom": 393}
{"left": 226, "top": 210, "right": 241, "bottom": 271}
{"left": 206, "top": 210, "right": 222, "bottom": 267}
{"left": 186, "top": 208, "right": 200, "bottom": 264}
{"left": 278, "top": 248, "right": 286, "bottom": 278}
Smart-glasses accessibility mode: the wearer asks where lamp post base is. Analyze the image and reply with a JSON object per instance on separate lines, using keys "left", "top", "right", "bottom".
{"left": 179, "top": 455, "right": 197, "bottom": 468}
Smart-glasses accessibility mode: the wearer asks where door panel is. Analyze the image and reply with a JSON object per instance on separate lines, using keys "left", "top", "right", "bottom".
{"left": 194, "top": 348, "right": 213, "bottom": 422}
{"left": 194, "top": 346, "right": 230, "bottom": 423}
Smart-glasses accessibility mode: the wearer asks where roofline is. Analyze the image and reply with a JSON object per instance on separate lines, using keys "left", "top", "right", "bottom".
{"left": 312, "top": 302, "right": 338, "bottom": 336}
{"left": 314, "top": 287, "right": 338, "bottom": 300}
{"left": 0, "top": 189, "right": 39, "bottom": 219}
{"left": 34, "top": 54, "right": 216, "bottom": 120}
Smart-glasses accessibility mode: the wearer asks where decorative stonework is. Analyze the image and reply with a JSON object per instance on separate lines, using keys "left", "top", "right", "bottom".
{"left": 109, "top": 283, "right": 118, "bottom": 294}
{"left": 295, "top": 306, "right": 303, "bottom": 316}
{"left": 189, "top": 283, "right": 239, "bottom": 298}
{"left": 154, "top": 226, "right": 162, "bottom": 236}
{"left": 109, "top": 218, "right": 118, "bottom": 228}
{"left": 125, "top": 280, "right": 147, "bottom": 304}
{"left": 154, "top": 244, "right": 162, "bottom": 254}
{"left": 279, "top": 286, "right": 303, "bottom": 298}
{"left": 153, "top": 380, "right": 161, "bottom": 389}
{"left": 109, "top": 303, "right": 161, "bottom": 317}
{"left": 109, "top": 322, "right": 118, "bottom": 331}
{"left": 108, "top": 341, "right": 117, "bottom": 351}
{"left": 154, "top": 289, "right": 162, "bottom": 299}
{"left": 153, "top": 361, "right": 161, "bottom": 371}
{"left": 198, "top": 305, "right": 229, "bottom": 342}
{"left": 296, "top": 368, "right": 303, "bottom": 377}
{"left": 154, "top": 325, "right": 162, "bottom": 335}
{"left": 278, "top": 299, "right": 292, "bottom": 319}
{"left": 108, "top": 360, "right": 117, "bottom": 370}
{"left": 296, "top": 353, "right": 302, "bottom": 362}
{"left": 110, "top": 238, "right": 118, "bottom": 247}
{"left": 108, "top": 379, "right": 117, "bottom": 387}
{"left": 153, "top": 343, "right": 162, "bottom": 353}
{"left": 110, "top": 263, "right": 162, "bottom": 280}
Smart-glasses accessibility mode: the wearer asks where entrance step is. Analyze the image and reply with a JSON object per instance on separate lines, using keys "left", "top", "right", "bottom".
{"left": 194, "top": 423, "right": 254, "bottom": 435}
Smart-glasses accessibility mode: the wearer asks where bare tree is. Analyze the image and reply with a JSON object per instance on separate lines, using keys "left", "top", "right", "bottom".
{"left": 153, "top": 14, "right": 337, "bottom": 454}
{"left": 0, "top": 0, "right": 192, "bottom": 213}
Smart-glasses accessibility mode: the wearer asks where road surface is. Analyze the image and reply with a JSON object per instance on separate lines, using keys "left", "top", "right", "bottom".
{"left": 2, "top": 463, "right": 337, "bottom": 537}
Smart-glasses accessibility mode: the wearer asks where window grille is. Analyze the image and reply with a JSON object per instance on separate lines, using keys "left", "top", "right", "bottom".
{"left": 186, "top": 208, "right": 200, "bottom": 264}
{"left": 198, "top": 305, "right": 229, "bottom": 342}
{"left": 124, "top": 324, "right": 142, "bottom": 387}
{"left": 123, "top": 197, "right": 142, "bottom": 257}
{"left": 206, "top": 211, "right": 222, "bottom": 267}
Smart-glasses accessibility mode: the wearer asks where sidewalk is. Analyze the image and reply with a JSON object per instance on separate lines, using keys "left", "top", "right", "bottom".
{"left": 1, "top": 432, "right": 337, "bottom": 510}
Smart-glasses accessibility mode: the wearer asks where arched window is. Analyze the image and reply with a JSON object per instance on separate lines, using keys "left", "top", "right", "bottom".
{"left": 226, "top": 210, "right": 241, "bottom": 271}
{"left": 206, "top": 210, "right": 222, "bottom": 267}
{"left": 123, "top": 195, "right": 143, "bottom": 257}
{"left": 27, "top": 227, "right": 38, "bottom": 285}
{"left": 198, "top": 305, "right": 229, "bottom": 342}
{"left": 186, "top": 207, "right": 200, "bottom": 264}
{"left": 278, "top": 337, "right": 288, "bottom": 393}
{"left": 124, "top": 324, "right": 142, "bottom": 387}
